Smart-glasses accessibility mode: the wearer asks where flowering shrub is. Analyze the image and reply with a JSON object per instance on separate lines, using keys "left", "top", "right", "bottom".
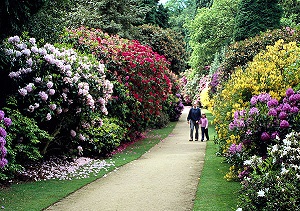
{"left": 236, "top": 132, "right": 300, "bottom": 210}
{"left": 0, "top": 110, "right": 11, "bottom": 168}
{"left": 76, "top": 116, "right": 127, "bottom": 156}
{"left": 164, "top": 94, "right": 184, "bottom": 122}
{"left": 180, "top": 68, "right": 210, "bottom": 106}
{"left": 213, "top": 40, "right": 300, "bottom": 161}
{"left": 0, "top": 106, "right": 52, "bottom": 181}
{"left": 224, "top": 89, "right": 300, "bottom": 180}
{"left": 221, "top": 27, "right": 300, "bottom": 80}
{"left": 60, "top": 27, "right": 179, "bottom": 140}
{"left": 2, "top": 35, "right": 113, "bottom": 156}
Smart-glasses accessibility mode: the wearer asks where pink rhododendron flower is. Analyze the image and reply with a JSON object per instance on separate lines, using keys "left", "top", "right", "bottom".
{"left": 46, "top": 113, "right": 52, "bottom": 121}
{"left": 47, "top": 81, "right": 53, "bottom": 89}
{"left": 70, "top": 130, "right": 76, "bottom": 137}
{"left": 18, "top": 88, "right": 28, "bottom": 96}
{"left": 39, "top": 91, "right": 48, "bottom": 101}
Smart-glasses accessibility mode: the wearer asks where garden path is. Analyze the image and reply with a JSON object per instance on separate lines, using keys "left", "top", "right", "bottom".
{"left": 45, "top": 106, "right": 206, "bottom": 211}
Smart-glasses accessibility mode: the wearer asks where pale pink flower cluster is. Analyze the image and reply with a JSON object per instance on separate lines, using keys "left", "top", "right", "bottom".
{"left": 5, "top": 35, "right": 114, "bottom": 139}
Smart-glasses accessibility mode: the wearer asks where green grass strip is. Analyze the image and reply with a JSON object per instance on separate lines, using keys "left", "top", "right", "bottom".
{"left": 193, "top": 109, "right": 240, "bottom": 211}
{"left": 0, "top": 122, "right": 176, "bottom": 211}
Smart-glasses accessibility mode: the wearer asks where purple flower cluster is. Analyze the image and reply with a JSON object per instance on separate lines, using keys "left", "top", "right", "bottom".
{"left": 229, "top": 143, "right": 243, "bottom": 155}
{"left": 227, "top": 88, "right": 300, "bottom": 167}
{"left": 229, "top": 110, "right": 246, "bottom": 131}
{"left": 250, "top": 93, "right": 272, "bottom": 105}
{"left": 247, "top": 89, "right": 300, "bottom": 135}
{"left": 209, "top": 71, "right": 221, "bottom": 94}
{"left": 0, "top": 110, "right": 12, "bottom": 168}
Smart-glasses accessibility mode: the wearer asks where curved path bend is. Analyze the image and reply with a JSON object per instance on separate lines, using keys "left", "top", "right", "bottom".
{"left": 46, "top": 106, "right": 206, "bottom": 211}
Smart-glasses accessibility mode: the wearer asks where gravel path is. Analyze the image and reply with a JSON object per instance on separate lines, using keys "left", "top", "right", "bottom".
{"left": 45, "top": 106, "right": 206, "bottom": 211}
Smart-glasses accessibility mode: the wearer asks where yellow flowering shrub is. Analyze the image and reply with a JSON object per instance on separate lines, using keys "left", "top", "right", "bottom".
{"left": 224, "top": 165, "right": 238, "bottom": 181}
{"left": 199, "top": 87, "right": 212, "bottom": 109}
{"left": 213, "top": 39, "right": 300, "bottom": 154}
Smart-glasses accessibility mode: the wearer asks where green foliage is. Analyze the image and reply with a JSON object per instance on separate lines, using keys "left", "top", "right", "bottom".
{"left": 279, "top": 0, "right": 300, "bottom": 27}
{"left": 165, "top": 0, "right": 208, "bottom": 57}
{"left": 22, "top": 0, "right": 71, "bottom": 43}
{"left": 143, "top": 0, "right": 170, "bottom": 28}
{"left": 0, "top": 103, "right": 52, "bottom": 181}
{"left": 233, "top": 0, "right": 282, "bottom": 41}
{"left": 67, "top": 0, "right": 146, "bottom": 38}
{"left": 0, "top": 0, "right": 45, "bottom": 40}
{"left": 134, "top": 24, "right": 188, "bottom": 74}
{"left": 209, "top": 46, "right": 226, "bottom": 75}
{"left": 151, "top": 112, "right": 170, "bottom": 129}
{"left": 187, "top": 0, "right": 239, "bottom": 72}
{"left": 196, "top": 0, "right": 213, "bottom": 8}
{"left": 79, "top": 117, "right": 127, "bottom": 156}
{"left": 23, "top": 0, "right": 146, "bottom": 42}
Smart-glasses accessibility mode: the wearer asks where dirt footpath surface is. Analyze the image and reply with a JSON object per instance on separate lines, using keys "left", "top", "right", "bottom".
{"left": 46, "top": 106, "right": 206, "bottom": 211}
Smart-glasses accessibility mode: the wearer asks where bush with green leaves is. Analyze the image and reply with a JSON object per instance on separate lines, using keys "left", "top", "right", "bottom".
{"left": 76, "top": 116, "right": 127, "bottom": 157}
{"left": 233, "top": 0, "right": 282, "bottom": 41}
{"left": 0, "top": 105, "right": 51, "bottom": 181}
{"left": 133, "top": 24, "right": 188, "bottom": 74}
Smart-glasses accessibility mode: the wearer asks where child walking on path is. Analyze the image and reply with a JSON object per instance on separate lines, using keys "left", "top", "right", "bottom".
{"left": 200, "top": 113, "right": 209, "bottom": 141}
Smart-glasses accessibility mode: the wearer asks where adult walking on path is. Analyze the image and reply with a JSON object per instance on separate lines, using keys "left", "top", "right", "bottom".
{"left": 46, "top": 106, "right": 206, "bottom": 211}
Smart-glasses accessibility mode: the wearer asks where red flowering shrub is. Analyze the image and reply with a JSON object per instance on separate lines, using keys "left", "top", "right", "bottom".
{"left": 61, "top": 27, "right": 179, "bottom": 140}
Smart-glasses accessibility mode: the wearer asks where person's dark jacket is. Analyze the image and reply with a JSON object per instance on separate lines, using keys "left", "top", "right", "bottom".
{"left": 187, "top": 107, "right": 201, "bottom": 122}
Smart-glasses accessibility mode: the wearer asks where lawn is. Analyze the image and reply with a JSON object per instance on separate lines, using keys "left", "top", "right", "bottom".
{"left": 193, "top": 109, "right": 240, "bottom": 211}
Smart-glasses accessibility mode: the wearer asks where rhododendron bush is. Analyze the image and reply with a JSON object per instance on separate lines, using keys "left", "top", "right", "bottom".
{"left": 237, "top": 132, "right": 300, "bottom": 210}
{"left": 0, "top": 110, "right": 11, "bottom": 168}
{"left": 224, "top": 90, "right": 300, "bottom": 181}
{"left": 61, "top": 27, "right": 182, "bottom": 138}
{"left": 213, "top": 40, "right": 300, "bottom": 161}
{"left": 0, "top": 34, "right": 118, "bottom": 179}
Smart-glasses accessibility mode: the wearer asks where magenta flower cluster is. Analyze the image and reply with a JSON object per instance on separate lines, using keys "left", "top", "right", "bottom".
{"left": 231, "top": 89, "right": 300, "bottom": 138}
{"left": 0, "top": 110, "right": 12, "bottom": 168}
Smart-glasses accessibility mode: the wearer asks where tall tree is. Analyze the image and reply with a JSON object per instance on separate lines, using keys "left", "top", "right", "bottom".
{"left": 165, "top": 0, "right": 207, "bottom": 60}
{"left": 143, "top": 0, "right": 170, "bottom": 28}
{"left": 134, "top": 24, "right": 188, "bottom": 74}
{"left": 0, "top": 0, "right": 45, "bottom": 40}
{"left": 187, "top": 0, "right": 239, "bottom": 72}
{"left": 196, "top": 0, "right": 213, "bottom": 8}
{"left": 233, "top": 0, "right": 282, "bottom": 41}
{"left": 23, "top": 0, "right": 147, "bottom": 42}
